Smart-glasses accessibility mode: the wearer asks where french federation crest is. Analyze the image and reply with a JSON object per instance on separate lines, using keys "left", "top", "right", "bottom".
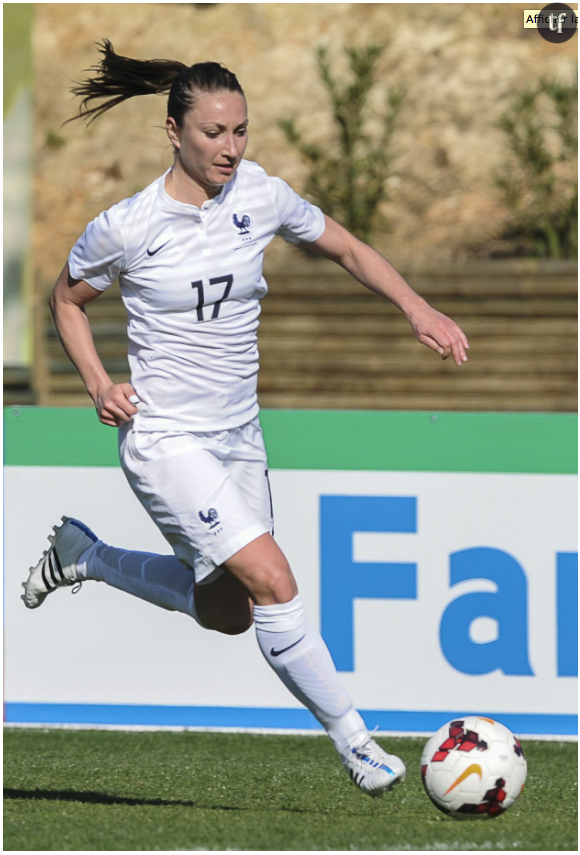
{"left": 198, "top": 508, "right": 220, "bottom": 529}
{"left": 232, "top": 212, "right": 252, "bottom": 235}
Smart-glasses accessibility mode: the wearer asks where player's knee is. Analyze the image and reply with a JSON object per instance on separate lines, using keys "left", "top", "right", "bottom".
{"left": 255, "top": 562, "right": 297, "bottom": 604}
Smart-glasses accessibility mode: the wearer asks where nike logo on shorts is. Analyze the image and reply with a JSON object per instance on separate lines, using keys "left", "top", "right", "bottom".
{"left": 270, "top": 635, "right": 306, "bottom": 657}
{"left": 147, "top": 240, "right": 171, "bottom": 256}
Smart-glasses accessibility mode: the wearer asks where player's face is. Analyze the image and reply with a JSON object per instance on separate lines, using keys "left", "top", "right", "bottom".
{"left": 168, "top": 90, "right": 249, "bottom": 191}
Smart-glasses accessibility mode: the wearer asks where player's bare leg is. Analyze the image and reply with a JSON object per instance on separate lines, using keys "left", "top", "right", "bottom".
{"left": 23, "top": 520, "right": 405, "bottom": 796}
{"left": 222, "top": 532, "right": 297, "bottom": 604}
{"left": 222, "top": 533, "right": 407, "bottom": 796}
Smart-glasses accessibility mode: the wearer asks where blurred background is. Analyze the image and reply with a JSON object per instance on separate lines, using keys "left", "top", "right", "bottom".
{"left": 4, "top": 2, "right": 577, "bottom": 413}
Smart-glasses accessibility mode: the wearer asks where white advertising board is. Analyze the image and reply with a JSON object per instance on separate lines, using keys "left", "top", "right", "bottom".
{"left": 5, "top": 450, "right": 577, "bottom": 738}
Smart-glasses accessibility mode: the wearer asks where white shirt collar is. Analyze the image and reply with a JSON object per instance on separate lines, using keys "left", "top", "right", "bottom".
{"left": 158, "top": 167, "right": 234, "bottom": 213}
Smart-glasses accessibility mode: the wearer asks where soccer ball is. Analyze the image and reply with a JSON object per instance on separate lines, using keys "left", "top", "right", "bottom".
{"left": 420, "top": 716, "right": 527, "bottom": 819}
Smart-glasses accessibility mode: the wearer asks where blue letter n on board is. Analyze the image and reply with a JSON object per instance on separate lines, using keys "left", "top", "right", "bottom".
{"left": 320, "top": 496, "right": 417, "bottom": 672}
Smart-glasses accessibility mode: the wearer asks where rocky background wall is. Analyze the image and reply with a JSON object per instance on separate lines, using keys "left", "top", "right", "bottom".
{"left": 33, "top": 3, "right": 577, "bottom": 282}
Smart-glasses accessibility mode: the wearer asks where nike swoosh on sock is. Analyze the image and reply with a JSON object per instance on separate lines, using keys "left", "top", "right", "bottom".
{"left": 270, "top": 634, "right": 306, "bottom": 657}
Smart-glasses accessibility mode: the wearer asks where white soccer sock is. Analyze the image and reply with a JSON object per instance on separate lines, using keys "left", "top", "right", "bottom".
{"left": 253, "top": 594, "right": 368, "bottom": 753}
{"left": 78, "top": 541, "right": 202, "bottom": 625}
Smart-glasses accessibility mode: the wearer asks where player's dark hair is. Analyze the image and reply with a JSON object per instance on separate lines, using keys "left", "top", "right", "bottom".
{"left": 64, "top": 39, "right": 244, "bottom": 127}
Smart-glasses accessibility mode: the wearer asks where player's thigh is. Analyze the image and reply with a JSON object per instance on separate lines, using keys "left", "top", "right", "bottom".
{"left": 226, "top": 459, "right": 274, "bottom": 538}
{"left": 222, "top": 532, "right": 298, "bottom": 605}
{"left": 226, "top": 418, "right": 274, "bottom": 532}
{"left": 222, "top": 420, "right": 294, "bottom": 602}
{"left": 118, "top": 428, "right": 270, "bottom": 585}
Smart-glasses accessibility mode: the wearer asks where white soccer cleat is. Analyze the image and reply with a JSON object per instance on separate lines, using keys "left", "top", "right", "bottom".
{"left": 341, "top": 735, "right": 406, "bottom": 798}
{"left": 22, "top": 517, "right": 98, "bottom": 609}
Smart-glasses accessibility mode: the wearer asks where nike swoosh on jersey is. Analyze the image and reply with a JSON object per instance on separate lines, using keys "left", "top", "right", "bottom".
{"left": 444, "top": 763, "right": 483, "bottom": 795}
{"left": 270, "top": 635, "right": 306, "bottom": 657}
{"left": 147, "top": 240, "right": 171, "bottom": 256}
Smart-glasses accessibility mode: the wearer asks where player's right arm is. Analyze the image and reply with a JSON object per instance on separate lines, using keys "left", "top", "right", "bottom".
{"left": 49, "top": 262, "right": 138, "bottom": 427}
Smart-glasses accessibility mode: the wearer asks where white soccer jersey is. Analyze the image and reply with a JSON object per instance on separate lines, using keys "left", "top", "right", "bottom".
{"left": 68, "top": 159, "right": 325, "bottom": 431}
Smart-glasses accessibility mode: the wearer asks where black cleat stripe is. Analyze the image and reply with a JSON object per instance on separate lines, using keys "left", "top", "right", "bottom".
{"left": 47, "top": 554, "right": 59, "bottom": 586}
{"left": 41, "top": 563, "right": 54, "bottom": 590}
{"left": 52, "top": 549, "right": 65, "bottom": 581}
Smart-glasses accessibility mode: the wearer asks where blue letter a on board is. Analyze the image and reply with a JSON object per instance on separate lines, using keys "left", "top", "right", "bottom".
{"left": 440, "top": 547, "right": 533, "bottom": 676}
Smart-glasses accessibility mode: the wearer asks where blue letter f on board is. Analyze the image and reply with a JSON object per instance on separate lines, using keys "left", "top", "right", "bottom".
{"left": 320, "top": 496, "right": 417, "bottom": 672}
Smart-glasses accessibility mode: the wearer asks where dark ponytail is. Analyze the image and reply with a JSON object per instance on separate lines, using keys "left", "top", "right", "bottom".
{"left": 65, "top": 39, "right": 244, "bottom": 127}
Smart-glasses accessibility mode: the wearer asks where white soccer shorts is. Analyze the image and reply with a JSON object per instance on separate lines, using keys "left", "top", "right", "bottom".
{"left": 118, "top": 417, "right": 274, "bottom": 585}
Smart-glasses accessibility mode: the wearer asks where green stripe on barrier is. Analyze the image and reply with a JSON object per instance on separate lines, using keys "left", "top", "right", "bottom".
{"left": 4, "top": 407, "right": 119, "bottom": 467}
{"left": 3, "top": 406, "right": 577, "bottom": 473}
{"left": 261, "top": 409, "right": 577, "bottom": 474}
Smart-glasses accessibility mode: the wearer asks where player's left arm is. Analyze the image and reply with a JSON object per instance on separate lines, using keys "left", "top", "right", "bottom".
{"left": 303, "top": 214, "right": 470, "bottom": 366}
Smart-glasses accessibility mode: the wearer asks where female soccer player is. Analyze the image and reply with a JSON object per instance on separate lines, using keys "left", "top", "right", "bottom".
{"left": 23, "top": 41, "right": 469, "bottom": 798}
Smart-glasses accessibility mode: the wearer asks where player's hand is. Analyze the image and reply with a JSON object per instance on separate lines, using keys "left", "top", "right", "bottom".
{"left": 408, "top": 306, "right": 470, "bottom": 366}
{"left": 93, "top": 382, "right": 139, "bottom": 427}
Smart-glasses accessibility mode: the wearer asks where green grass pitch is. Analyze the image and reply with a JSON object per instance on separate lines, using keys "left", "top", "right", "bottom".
{"left": 3, "top": 729, "right": 577, "bottom": 851}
